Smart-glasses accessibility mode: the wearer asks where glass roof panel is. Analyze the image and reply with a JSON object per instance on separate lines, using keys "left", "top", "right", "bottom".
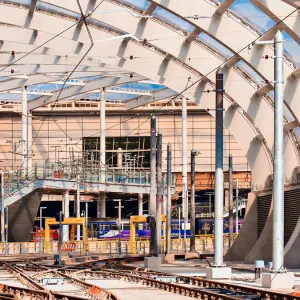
{"left": 6, "top": 0, "right": 30, "bottom": 5}
{"left": 282, "top": 31, "right": 300, "bottom": 66}
{"left": 0, "top": 93, "right": 39, "bottom": 101}
{"left": 236, "top": 61, "right": 263, "bottom": 84}
{"left": 198, "top": 32, "right": 233, "bottom": 58}
{"left": 226, "top": 1, "right": 300, "bottom": 65}
{"left": 226, "top": 0, "right": 276, "bottom": 33}
{"left": 153, "top": 7, "right": 194, "bottom": 33}
{"left": 119, "top": 82, "right": 165, "bottom": 91}
{"left": 37, "top": 1, "right": 81, "bottom": 19}
{"left": 119, "top": 0, "right": 151, "bottom": 10}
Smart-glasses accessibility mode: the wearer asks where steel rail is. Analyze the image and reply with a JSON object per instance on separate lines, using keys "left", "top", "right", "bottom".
{"left": 4, "top": 261, "right": 120, "bottom": 300}
{"left": 105, "top": 264, "right": 300, "bottom": 300}
{"left": 0, "top": 284, "right": 49, "bottom": 300}
{"left": 68, "top": 269, "right": 252, "bottom": 300}
{"left": 3, "top": 262, "right": 46, "bottom": 291}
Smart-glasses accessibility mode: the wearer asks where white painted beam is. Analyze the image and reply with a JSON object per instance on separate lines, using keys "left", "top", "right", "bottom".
{"left": 29, "top": 0, "right": 38, "bottom": 15}
{"left": 258, "top": 25, "right": 281, "bottom": 42}
{"left": 229, "top": 101, "right": 239, "bottom": 110}
{"left": 143, "top": 2, "right": 158, "bottom": 16}
{"left": 291, "top": 67, "right": 300, "bottom": 80}
{"left": 125, "top": 88, "right": 177, "bottom": 110}
{"left": 215, "top": 0, "right": 235, "bottom": 16}
{"left": 282, "top": 0, "right": 300, "bottom": 8}
{"left": 223, "top": 56, "right": 242, "bottom": 70}
{"left": 255, "top": 83, "right": 273, "bottom": 97}
{"left": 255, "top": 133, "right": 265, "bottom": 142}
{"left": 163, "top": 53, "right": 173, "bottom": 62}
{"left": 185, "top": 27, "right": 201, "bottom": 43}
{"left": 284, "top": 120, "right": 299, "bottom": 131}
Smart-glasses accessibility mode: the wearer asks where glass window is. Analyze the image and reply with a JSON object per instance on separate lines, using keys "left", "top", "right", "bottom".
{"left": 83, "top": 136, "right": 151, "bottom": 168}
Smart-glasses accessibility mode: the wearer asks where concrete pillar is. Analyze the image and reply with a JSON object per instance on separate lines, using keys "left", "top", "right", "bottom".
{"left": 98, "top": 192, "right": 106, "bottom": 218}
{"left": 27, "top": 111, "right": 32, "bottom": 176}
{"left": 138, "top": 193, "right": 143, "bottom": 216}
{"left": 22, "top": 87, "right": 28, "bottom": 176}
{"left": 63, "top": 190, "right": 69, "bottom": 241}
{"left": 98, "top": 89, "right": 106, "bottom": 218}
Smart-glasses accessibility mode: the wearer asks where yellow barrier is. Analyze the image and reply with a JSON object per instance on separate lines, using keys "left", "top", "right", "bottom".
{"left": 130, "top": 215, "right": 166, "bottom": 254}
{"left": 45, "top": 217, "right": 86, "bottom": 254}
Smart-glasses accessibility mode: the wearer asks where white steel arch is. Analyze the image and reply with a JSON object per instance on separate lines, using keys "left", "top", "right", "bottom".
{"left": 0, "top": 0, "right": 299, "bottom": 186}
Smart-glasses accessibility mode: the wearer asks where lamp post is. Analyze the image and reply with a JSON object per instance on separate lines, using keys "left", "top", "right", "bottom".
{"left": 113, "top": 199, "right": 124, "bottom": 255}
{"left": 39, "top": 207, "right": 47, "bottom": 253}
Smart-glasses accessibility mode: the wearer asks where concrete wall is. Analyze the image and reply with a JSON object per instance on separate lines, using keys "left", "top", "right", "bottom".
{"left": 8, "top": 189, "right": 43, "bottom": 242}
{"left": 224, "top": 192, "right": 258, "bottom": 261}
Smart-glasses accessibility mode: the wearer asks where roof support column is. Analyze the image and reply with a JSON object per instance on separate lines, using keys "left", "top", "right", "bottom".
{"left": 214, "top": 68, "right": 224, "bottom": 267}
{"left": 22, "top": 87, "right": 28, "bottom": 177}
{"left": 182, "top": 98, "right": 188, "bottom": 244}
{"left": 99, "top": 89, "right": 106, "bottom": 218}
{"left": 156, "top": 132, "right": 163, "bottom": 254}
{"left": 272, "top": 31, "right": 284, "bottom": 273}
{"left": 27, "top": 111, "right": 32, "bottom": 176}
{"left": 149, "top": 116, "right": 157, "bottom": 256}
{"left": 206, "top": 69, "right": 231, "bottom": 279}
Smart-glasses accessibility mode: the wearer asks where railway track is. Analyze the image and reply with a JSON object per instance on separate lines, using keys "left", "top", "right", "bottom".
{"left": 0, "top": 257, "right": 299, "bottom": 300}
{"left": 2, "top": 261, "right": 119, "bottom": 300}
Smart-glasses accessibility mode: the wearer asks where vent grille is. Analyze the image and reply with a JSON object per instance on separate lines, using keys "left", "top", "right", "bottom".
{"left": 257, "top": 194, "right": 272, "bottom": 239}
{"left": 284, "top": 189, "right": 300, "bottom": 246}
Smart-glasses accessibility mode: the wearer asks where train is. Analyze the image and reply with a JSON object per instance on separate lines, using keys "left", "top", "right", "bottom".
{"left": 87, "top": 218, "right": 244, "bottom": 240}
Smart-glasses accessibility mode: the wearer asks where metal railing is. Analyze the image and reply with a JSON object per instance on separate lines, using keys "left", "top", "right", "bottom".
{"left": 1, "top": 161, "right": 152, "bottom": 198}
{"left": 0, "top": 234, "right": 237, "bottom": 255}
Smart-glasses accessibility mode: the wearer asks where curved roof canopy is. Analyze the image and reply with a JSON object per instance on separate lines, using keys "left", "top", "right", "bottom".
{"left": 0, "top": 0, "right": 300, "bottom": 187}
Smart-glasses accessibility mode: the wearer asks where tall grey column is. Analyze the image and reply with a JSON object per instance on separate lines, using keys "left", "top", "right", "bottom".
{"left": 273, "top": 31, "right": 285, "bottom": 272}
{"left": 99, "top": 89, "right": 106, "bottom": 218}
{"left": 63, "top": 190, "right": 70, "bottom": 241}
{"left": 166, "top": 143, "right": 172, "bottom": 254}
{"left": 27, "top": 111, "right": 32, "bottom": 176}
{"left": 138, "top": 193, "right": 143, "bottom": 216}
{"left": 156, "top": 132, "right": 163, "bottom": 254}
{"left": 22, "top": 87, "right": 28, "bottom": 176}
{"left": 76, "top": 173, "right": 80, "bottom": 240}
{"left": 235, "top": 179, "right": 239, "bottom": 234}
{"left": 214, "top": 68, "right": 224, "bottom": 266}
{"left": 149, "top": 116, "right": 157, "bottom": 256}
{"left": 181, "top": 98, "right": 188, "bottom": 240}
{"left": 229, "top": 154, "right": 234, "bottom": 247}
{"left": 190, "top": 150, "right": 196, "bottom": 252}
